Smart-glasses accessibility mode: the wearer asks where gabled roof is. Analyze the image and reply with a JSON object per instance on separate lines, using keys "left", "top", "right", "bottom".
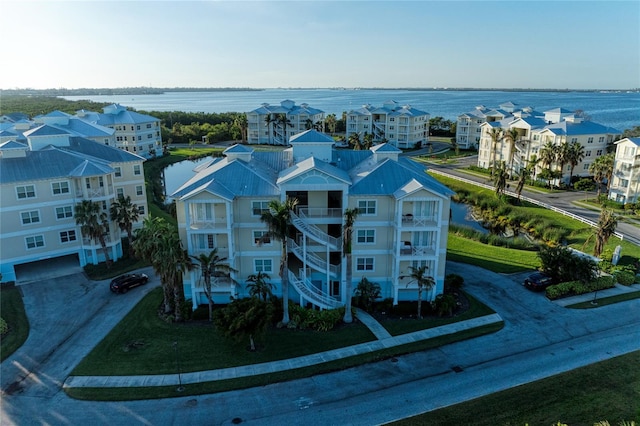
{"left": 544, "top": 107, "right": 573, "bottom": 114}
{"left": 276, "top": 156, "right": 351, "bottom": 185}
{"left": 289, "top": 129, "right": 334, "bottom": 144}
{"left": 24, "top": 124, "right": 69, "bottom": 137}
{"left": 0, "top": 140, "right": 27, "bottom": 150}
{"left": 543, "top": 120, "right": 621, "bottom": 136}
{"left": 371, "top": 143, "right": 402, "bottom": 153}
{"left": 223, "top": 144, "right": 253, "bottom": 154}
{"left": 68, "top": 159, "right": 114, "bottom": 177}
{"left": 615, "top": 137, "right": 640, "bottom": 146}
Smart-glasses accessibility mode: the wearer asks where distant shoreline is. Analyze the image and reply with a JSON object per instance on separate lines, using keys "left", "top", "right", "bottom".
{"left": 1, "top": 87, "right": 638, "bottom": 97}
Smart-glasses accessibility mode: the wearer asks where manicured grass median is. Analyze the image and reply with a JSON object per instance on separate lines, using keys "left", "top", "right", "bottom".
{"left": 447, "top": 234, "right": 540, "bottom": 273}
{"left": 0, "top": 283, "right": 29, "bottom": 362}
{"left": 392, "top": 350, "right": 640, "bottom": 426}
{"left": 567, "top": 290, "right": 640, "bottom": 308}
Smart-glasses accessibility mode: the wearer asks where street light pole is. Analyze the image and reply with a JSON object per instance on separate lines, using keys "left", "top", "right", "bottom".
{"left": 173, "top": 340, "right": 185, "bottom": 392}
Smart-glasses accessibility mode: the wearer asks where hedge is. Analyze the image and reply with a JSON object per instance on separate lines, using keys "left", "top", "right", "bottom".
{"left": 545, "top": 276, "right": 615, "bottom": 300}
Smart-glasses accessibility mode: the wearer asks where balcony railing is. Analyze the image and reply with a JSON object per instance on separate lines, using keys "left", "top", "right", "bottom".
{"left": 288, "top": 238, "right": 340, "bottom": 277}
{"left": 287, "top": 269, "right": 341, "bottom": 310}
{"left": 401, "top": 214, "right": 437, "bottom": 227}
{"left": 291, "top": 210, "right": 341, "bottom": 249}
{"left": 189, "top": 217, "right": 228, "bottom": 229}
{"left": 297, "top": 207, "right": 342, "bottom": 219}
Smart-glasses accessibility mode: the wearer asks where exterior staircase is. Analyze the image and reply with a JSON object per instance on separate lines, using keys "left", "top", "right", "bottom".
{"left": 290, "top": 210, "right": 341, "bottom": 250}
{"left": 287, "top": 269, "right": 341, "bottom": 310}
{"left": 287, "top": 238, "right": 340, "bottom": 278}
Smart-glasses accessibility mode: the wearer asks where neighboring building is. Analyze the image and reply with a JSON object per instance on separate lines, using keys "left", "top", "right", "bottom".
{"left": 171, "top": 129, "right": 453, "bottom": 310}
{"left": 76, "top": 104, "right": 163, "bottom": 158}
{"left": 345, "top": 100, "right": 430, "bottom": 149}
{"left": 246, "top": 100, "right": 325, "bottom": 145}
{"left": 477, "top": 108, "right": 620, "bottom": 184}
{"left": 609, "top": 137, "right": 640, "bottom": 204}
{"left": 0, "top": 129, "right": 148, "bottom": 282}
{"left": 455, "top": 102, "right": 542, "bottom": 150}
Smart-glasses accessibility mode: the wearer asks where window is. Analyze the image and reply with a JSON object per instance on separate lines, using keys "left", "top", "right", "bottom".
{"left": 138, "top": 136, "right": 142, "bottom": 141}
{"left": 133, "top": 164, "right": 141, "bottom": 175}
{"left": 147, "top": 134, "right": 152, "bottom": 139}
{"left": 26, "top": 235, "right": 44, "bottom": 249}
{"left": 596, "top": 149, "right": 603, "bottom": 156}
{"left": 599, "top": 137, "right": 605, "bottom": 143}
{"left": 356, "top": 229, "right": 375, "bottom": 244}
{"left": 253, "top": 230, "right": 271, "bottom": 246}
{"left": 56, "top": 206, "right": 73, "bottom": 219}
{"left": 252, "top": 201, "right": 270, "bottom": 216}
{"left": 136, "top": 185, "right": 143, "bottom": 196}
{"left": 194, "top": 234, "right": 216, "bottom": 250}
{"left": 588, "top": 137, "right": 594, "bottom": 144}
{"left": 21, "top": 210, "right": 40, "bottom": 225}
{"left": 114, "top": 167, "right": 122, "bottom": 177}
{"left": 16, "top": 185, "right": 36, "bottom": 199}
{"left": 583, "top": 163, "right": 590, "bottom": 170}
{"left": 585, "top": 151, "right": 592, "bottom": 157}
{"left": 254, "top": 259, "right": 273, "bottom": 273}
{"left": 571, "top": 137, "right": 578, "bottom": 143}
{"left": 60, "top": 230, "right": 77, "bottom": 243}
{"left": 116, "top": 188, "right": 124, "bottom": 198}
{"left": 146, "top": 123, "right": 152, "bottom": 129}
{"left": 357, "top": 200, "right": 376, "bottom": 215}
{"left": 138, "top": 205, "right": 145, "bottom": 215}
{"left": 390, "top": 118, "right": 395, "bottom": 122}
{"left": 356, "top": 257, "right": 374, "bottom": 271}
{"left": 137, "top": 125, "right": 141, "bottom": 130}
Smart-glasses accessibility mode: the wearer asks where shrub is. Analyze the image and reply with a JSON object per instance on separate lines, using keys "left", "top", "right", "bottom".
{"left": 288, "top": 304, "right": 345, "bottom": 331}
{"left": 614, "top": 270, "right": 636, "bottom": 286}
{"left": 0, "top": 317, "right": 7, "bottom": 335}
{"left": 432, "top": 294, "right": 457, "bottom": 317}
{"left": 444, "top": 274, "right": 464, "bottom": 293}
{"left": 574, "top": 178, "right": 596, "bottom": 191}
{"left": 353, "top": 277, "right": 381, "bottom": 312}
{"left": 545, "top": 276, "right": 615, "bottom": 300}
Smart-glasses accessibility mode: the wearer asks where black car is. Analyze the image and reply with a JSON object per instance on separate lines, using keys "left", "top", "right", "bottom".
{"left": 110, "top": 273, "right": 149, "bottom": 293}
{"left": 523, "top": 272, "right": 555, "bottom": 292}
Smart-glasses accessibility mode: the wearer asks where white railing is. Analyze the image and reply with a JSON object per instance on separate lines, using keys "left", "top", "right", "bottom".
{"left": 189, "top": 217, "right": 228, "bottom": 229}
{"left": 297, "top": 207, "right": 343, "bottom": 219}
{"left": 429, "top": 169, "right": 626, "bottom": 241}
{"left": 401, "top": 214, "right": 437, "bottom": 227}
{"left": 290, "top": 210, "right": 341, "bottom": 249}
{"left": 287, "top": 238, "right": 340, "bottom": 277}
{"left": 287, "top": 269, "right": 341, "bottom": 310}
{"left": 400, "top": 244, "right": 435, "bottom": 257}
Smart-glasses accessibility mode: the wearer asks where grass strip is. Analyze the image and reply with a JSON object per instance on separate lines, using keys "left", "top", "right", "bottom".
{"left": 391, "top": 350, "right": 640, "bottom": 426}
{"left": 0, "top": 283, "right": 30, "bottom": 362}
{"left": 447, "top": 234, "right": 539, "bottom": 273}
{"left": 65, "top": 322, "right": 503, "bottom": 401}
{"left": 566, "top": 290, "right": 640, "bottom": 308}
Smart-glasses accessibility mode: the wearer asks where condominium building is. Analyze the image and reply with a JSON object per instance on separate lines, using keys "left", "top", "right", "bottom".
{"left": 455, "top": 102, "right": 543, "bottom": 149}
{"left": 76, "top": 104, "right": 163, "bottom": 158}
{"left": 345, "top": 101, "right": 429, "bottom": 149}
{"left": 171, "top": 129, "right": 453, "bottom": 310}
{"left": 0, "top": 129, "right": 148, "bottom": 282}
{"left": 477, "top": 107, "right": 620, "bottom": 184}
{"left": 246, "top": 100, "right": 325, "bottom": 145}
{"left": 609, "top": 137, "right": 640, "bottom": 204}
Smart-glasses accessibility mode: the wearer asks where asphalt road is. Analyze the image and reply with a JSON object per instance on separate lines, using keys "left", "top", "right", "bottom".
{"left": 2, "top": 263, "right": 639, "bottom": 425}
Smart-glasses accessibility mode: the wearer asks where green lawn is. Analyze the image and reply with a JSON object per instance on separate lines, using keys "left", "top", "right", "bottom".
{"left": 0, "top": 283, "right": 29, "bottom": 362}
{"left": 447, "top": 234, "right": 540, "bottom": 273}
{"left": 392, "top": 350, "right": 640, "bottom": 426}
{"left": 567, "top": 290, "right": 640, "bottom": 308}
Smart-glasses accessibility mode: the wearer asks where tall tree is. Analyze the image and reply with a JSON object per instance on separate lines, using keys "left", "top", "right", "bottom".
{"left": 504, "top": 128, "right": 519, "bottom": 176}
{"left": 540, "top": 141, "right": 559, "bottom": 188}
{"left": 213, "top": 297, "right": 274, "bottom": 352}
{"left": 75, "top": 199, "right": 112, "bottom": 267}
{"left": 399, "top": 265, "right": 435, "bottom": 319}
{"left": 304, "top": 118, "right": 314, "bottom": 130}
{"left": 349, "top": 132, "right": 362, "bottom": 150}
{"left": 260, "top": 197, "right": 299, "bottom": 325}
{"left": 589, "top": 154, "right": 614, "bottom": 197}
{"left": 234, "top": 114, "right": 248, "bottom": 143}
{"left": 515, "top": 165, "right": 532, "bottom": 200}
{"left": 342, "top": 207, "right": 359, "bottom": 323}
{"left": 246, "top": 271, "right": 273, "bottom": 302}
{"left": 567, "top": 141, "right": 585, "bottom": 184}
{"left": 493, "top": 161, "right": 508, "bottom": 196}
{"left": 362, "top": 132, "right": 374, "bottom": 150}
{"left": 264, "top": 114, "right": 275, "bottom": 145}
{"left": 190, "top": 248, "right": 236, "bottom": 322}
{"left": 593, "top": 209, "right": 618, "bottom": 257}
{"left": 325, "top": 114, "right": 337, "bottom": 134}
{"left": 109, "top": 195, "right": 139, "bottom": 256}
{"left": 487, "top": 127, "right": 504, "bottom": 176}
{"left": 275, "top": 113, "right": 293, "bottom": 145}
{"left": 556, "top": 142, "right": 571, "bottom": 185}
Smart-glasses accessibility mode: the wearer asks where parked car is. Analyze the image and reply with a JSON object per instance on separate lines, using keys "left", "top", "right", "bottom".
{"left": 110, "top": 273, "right": 149, "bottom": 294}
{"left": 523, "top": 272, "right": 556, "bottom": 292}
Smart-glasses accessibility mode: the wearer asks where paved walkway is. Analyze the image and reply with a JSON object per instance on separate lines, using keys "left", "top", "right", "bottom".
{"left": 63, "top": 313, "right": 502, "bottom": 389}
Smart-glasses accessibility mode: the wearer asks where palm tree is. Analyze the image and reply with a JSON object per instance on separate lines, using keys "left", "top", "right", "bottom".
{"left": 190, "top": 248, "right": 236, "bottom": 322}
{"left": 540, "top": 142, "right": 558, "bottom": 188}
{"left": 556, "top": 142, "right": 571, "bottom": 186}
{"left": 342, "top": 208, "right": 359, "bottom": 323}
{"left": 234, "top": 114, "right": 248, "bottom": 143}
{"left": 567, "top": 141, "right": 585, "bottom": 184}
{"left": 349, "top": 132, "right": 362, "bottom": 150}
{"left": 304, "top": 118, "right": 314, "bottom": 130}
{"left": 515, "top": 165, "right": 533, "bottom": 200}
{"left": 399, "top": 265, "right": 435, "bottom": 319}
{"left": 75, "top": 199, "right": 112, "bottom": 267}
{"left": 593, "top": 209, "right": 618, "bottom": 257}
{"left": 109, "top": 195, "right": 139, "bottom": 256}
{"left": 504, "top": 128, "right": 519, "bottom": 176}
{"left": 589, "top": 154, "right": 614, "bottom": 198}
{"left": 264, "top": 114, "right": 275, "bottom": 145}
{"left": 246, "top": 271, "right": 273, "bottom": 302}
{"left": 487, "top": 127, "right": 504, "bottom": 177}
{"left": 325, "top": 114, "right": 337, "bottom": 135}
{"left": 260, "top": 197, "right": 299, "bottom": 325}
{"left": 275, "top": 113, "right": 293, "bottom": 145}
{"left": 362, "top": 132, "right": 374, "bottom": 150}
{"left": 493, "top": 161, "right": 508, "bottom": 197}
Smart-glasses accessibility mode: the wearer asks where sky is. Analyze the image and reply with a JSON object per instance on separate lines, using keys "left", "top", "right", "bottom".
{"left": 1, "top": 0, "right": 639, "bottom": 90}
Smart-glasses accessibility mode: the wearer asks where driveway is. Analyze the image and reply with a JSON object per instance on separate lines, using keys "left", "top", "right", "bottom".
{"left": 2, "top": 262, "right": 639, "bottom": 425}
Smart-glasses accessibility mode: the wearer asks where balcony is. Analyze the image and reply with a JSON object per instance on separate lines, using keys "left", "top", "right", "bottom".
{"left": 401, "top": 214, "right": 437, "bottom": 227}
{"left": 399, "top": 242, "right": 436, "bottom": 257}
{"left": 297, "top": 207, "right": 342, "bottom": 219}
{"left": 189, "top": 217, "right": 228, "bottom": 230}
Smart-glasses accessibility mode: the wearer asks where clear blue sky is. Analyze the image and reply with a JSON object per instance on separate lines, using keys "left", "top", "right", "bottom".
{"left": 1, "top": 1, "right": 639, "bottom": 90}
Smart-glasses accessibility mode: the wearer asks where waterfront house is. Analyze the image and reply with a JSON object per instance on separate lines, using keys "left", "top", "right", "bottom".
{"left": 246, "top": 100, "right": 325, "bottom": 145}
{"left": 0, "top": 128, "right": 148, "bottom": 282}
{"left": 171, "top": 129, "right": 453, "bottom": 309}
{"left": 345, "top": 101, "right": 430, "bottom": 149}
{"left": 609, "top": 137, "right": 640, "bottom": 204}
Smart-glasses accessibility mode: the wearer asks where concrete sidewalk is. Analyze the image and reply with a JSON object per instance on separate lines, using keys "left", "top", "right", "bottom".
{"left": 552, "top": 283, "right": 640, "bottom": 307}
{"left": 63, "top": 313, "right": 502, "bottom": 389}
